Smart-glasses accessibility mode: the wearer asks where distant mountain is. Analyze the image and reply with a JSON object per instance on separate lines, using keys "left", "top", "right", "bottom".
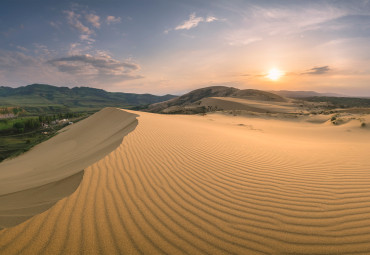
{"left": 145, "top": 86, "right": 286, "bottom": 113}
{"left": 272, "top": 90, "right": 345, "bottom": 98}
{"left": 0, "top": 84, "right": 176, "bottom": 113}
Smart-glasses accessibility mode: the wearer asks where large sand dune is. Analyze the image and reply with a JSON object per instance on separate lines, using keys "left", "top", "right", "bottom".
{"left": 0, "top": 108, "right": 138, "bottom": 228}
{"left": 1, "top": 109, "right": 370, "bottom": 254}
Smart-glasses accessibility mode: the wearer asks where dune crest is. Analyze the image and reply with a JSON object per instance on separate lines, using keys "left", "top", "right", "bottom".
{"left": 0, "top": 108, "right": 138, "bottom": 228}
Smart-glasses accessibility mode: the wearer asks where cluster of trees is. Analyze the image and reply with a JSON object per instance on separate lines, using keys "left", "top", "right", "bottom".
{"left": 11, "top": 112, "right": 83, "bottom": 133}
{"left": 13, "top": 119, "right": 41, "bottom": 133}
{"left": 38, "top": 112, "right": 82, "bottom": 124}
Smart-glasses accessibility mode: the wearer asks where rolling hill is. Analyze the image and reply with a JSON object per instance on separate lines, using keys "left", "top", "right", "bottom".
{"left": 145, "top": 86, "right": 288, "bottom": 114}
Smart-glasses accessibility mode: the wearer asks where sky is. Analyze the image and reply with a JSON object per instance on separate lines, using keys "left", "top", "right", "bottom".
{"left": 1, "top": 0, "right": 370, "bottom": 96}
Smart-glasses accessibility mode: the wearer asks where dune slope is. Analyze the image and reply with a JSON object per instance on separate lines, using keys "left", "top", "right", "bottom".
{"left": 0, "top": 108, "right": 138, "bottom": 228}
{"left": 1, "top": 110, "right": 370, "bottom": 254}
{"left": 199, "top": 97, "right": 299, "bottom": 113}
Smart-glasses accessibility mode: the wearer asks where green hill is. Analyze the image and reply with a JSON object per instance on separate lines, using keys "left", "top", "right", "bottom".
{"left": 0, "top": 84, "right": 176, "bottom": 113}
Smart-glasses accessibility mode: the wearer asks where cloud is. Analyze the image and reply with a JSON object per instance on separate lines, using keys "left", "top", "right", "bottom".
{"left": 175, "top": 13, "right": 204, "bottom": 30}
{"left": 224, "top": 4, "right": 348, "bottom": 40}
{"left": 63, "top": 9, "right": 103, "bottom": 53}
{"left": 171, "top": 13, "right": 221, "bottom": 32}
{"left": 250, "top": 5, "right": 347, "bottom": 31}
{"left": 33, "top": 43, "right": 55, "bottom": 56}
{"left": 68, "top": 42, "right": 92, "bottom": 55}
{"left": 85, "top": 13, "right": 100, "bottom": 28}
{"left": 227, "top": 34, "right": 262, "bottom": 46}
{"left": 79, "top": 34, "right": 95, "bottom": 44}
{"left": 0, "top": 50, "right": 143, "bottom": 87}
{"left": 206, "top": 16, "right": 218, "bottom": 22}
{"left": 0, "top": 51, "right": 38, "bottom": 69}
{"left": 48, "top": 53, "right": 142, "bottom": 81}
{"left": 0, "top": 50, "right": 66, "bottom": 86}
{"left": 64, "top": 10, "right": 93, "bottom": 35}
{"left": 303, "top": 66, "right": 331, "bottom": 75}
{"left": 16, "top": 46, "right": 28, "bottom": 52}
{"left": 106, "top": 16, "right": 121, "bottom": 25}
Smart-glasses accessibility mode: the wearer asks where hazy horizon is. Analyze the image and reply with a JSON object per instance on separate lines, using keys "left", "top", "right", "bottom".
{"left": 1, "top": 0, "right": 370, "bottom": 96}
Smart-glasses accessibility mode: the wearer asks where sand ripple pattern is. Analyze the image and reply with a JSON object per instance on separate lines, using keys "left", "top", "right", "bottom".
{"left": 1, "top": 111, "right": 370, "bottom": 254}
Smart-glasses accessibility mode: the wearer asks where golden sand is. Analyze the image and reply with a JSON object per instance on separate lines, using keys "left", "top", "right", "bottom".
{"left": 1, "top": 108, "right": 370, "bottom": 254}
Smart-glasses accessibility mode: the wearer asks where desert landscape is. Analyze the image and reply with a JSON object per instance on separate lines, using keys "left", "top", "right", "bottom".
{"left": 2, "top": 1, "right": 370, "bottom": 254}
{"left": 1, "top": 90, "right": 370, "bottom": 254}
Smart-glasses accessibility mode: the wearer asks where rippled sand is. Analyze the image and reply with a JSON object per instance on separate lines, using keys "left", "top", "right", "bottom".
{"left": 1, "top": 109, "right": 370, "bottom": 254}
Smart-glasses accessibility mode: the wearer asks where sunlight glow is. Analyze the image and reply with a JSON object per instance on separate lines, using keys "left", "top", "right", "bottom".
{"left": 267, "top": 68, "right": 284, "bottom": 81}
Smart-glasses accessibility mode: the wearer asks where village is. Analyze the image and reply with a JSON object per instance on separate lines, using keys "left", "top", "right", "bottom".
{"left": 0, "top": 108, "right": 87, "bottom": 161}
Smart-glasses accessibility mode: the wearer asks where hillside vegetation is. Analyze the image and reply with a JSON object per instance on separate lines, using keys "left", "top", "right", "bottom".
{"left": 0, "top": 84, "right": 176, "bottom": 113}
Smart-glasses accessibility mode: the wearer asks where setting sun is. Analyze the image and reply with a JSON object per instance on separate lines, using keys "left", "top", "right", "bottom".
{"left": 267, "top": 68, "right": 284, "bottom": 81}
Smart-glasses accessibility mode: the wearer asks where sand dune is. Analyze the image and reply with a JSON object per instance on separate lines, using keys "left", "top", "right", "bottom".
{"left": 1, "top": 109, "right": 370, "bottom": 254}
{"left": 0, "top": 108, "right": 138, "bottom": 228}
{"left": 200, "top": 97, "right": 300, "bottom": 113}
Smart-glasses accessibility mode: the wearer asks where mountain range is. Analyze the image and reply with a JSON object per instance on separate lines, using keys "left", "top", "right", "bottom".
{"left": 0, "top": 84, "right": 176, "bottom": 113}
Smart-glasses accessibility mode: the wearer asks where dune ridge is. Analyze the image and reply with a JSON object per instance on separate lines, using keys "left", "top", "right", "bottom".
{"left": 1, "top": 110, "right": 370, "bottom": 254}
{"left": 0, "top": 107, "right": 138, "bottom": 228}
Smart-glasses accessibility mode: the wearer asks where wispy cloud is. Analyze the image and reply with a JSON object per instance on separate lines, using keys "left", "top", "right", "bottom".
{"left": 226, "top": 31, "right": 262, "bottom": 46}
{"left": 175, "top": 13, "right": 204, "bottom": 30}
{"left": 0, "top": 49, "right": 142, "bottom": 87}
{"left": 0, "top": 51, "right": 38, "bottom": 69}
{"left": 63, "top": 9, "right": 104, "bottom": 50}
{"left": 165, "top": 13, "right": 221, "bottom": 33}
{"left": 303, "top": 66, "right": 331, "bottom": 75}
{"left": 33, "top": 43, "right": 55, "bottom": 56}
{"left": 16, "top": 46, "right": 28, "bottom": 52}
{"left": 79, "top": 34, "right": 95, "bottom": 44}
{"left": 85, "top": 13, "right": 100, "bottom": 28}
{"left": 249, "top": 5, "right": 347, "bottom": 34}
{"left": 106, "top": 16, "right": 121, "bottom": 25}
{"left": 0, "top": 50, "right": 65, "bottom": 86}
{"left": 206, "top": 16, "right": 218, "bottom": 23}
{"left": 48, "top": 53, "right": 142, "bottom": 81}
{"left": 64, "top": 10, "right": 93, "bottom": 35}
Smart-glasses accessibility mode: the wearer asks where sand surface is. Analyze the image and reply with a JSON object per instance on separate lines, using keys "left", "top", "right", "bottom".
{"left": 1, "top": 109, "right": 370, "bottom": 254}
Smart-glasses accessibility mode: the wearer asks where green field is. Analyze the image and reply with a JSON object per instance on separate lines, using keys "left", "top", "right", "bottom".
{"left": 0, "top": 131, "right": 50, "bottom": 161}
{"left": 0, "top": 114, "right": 88, "bottom": 162}
{"left": 0, "top": 117, "right": 39, "bottom": 130}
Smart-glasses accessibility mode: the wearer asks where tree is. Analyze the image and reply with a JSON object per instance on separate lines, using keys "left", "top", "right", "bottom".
{"left": 13, "top": 122, "right": 25, "bottom": 133}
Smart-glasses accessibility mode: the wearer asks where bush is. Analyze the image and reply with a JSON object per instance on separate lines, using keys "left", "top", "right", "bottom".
{"left": 13, "top": 122, "right": 25, "bottom": 129}
{"left": 12, "top": 108, "right": 20, "bottom": 115}
{"left": 361, "top": 122, "right": 366, "bottom": 128}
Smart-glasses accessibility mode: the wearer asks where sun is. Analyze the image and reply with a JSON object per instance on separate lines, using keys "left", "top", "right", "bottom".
{"left": 267, "top": 68, "right": 284, "bottom": 81}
